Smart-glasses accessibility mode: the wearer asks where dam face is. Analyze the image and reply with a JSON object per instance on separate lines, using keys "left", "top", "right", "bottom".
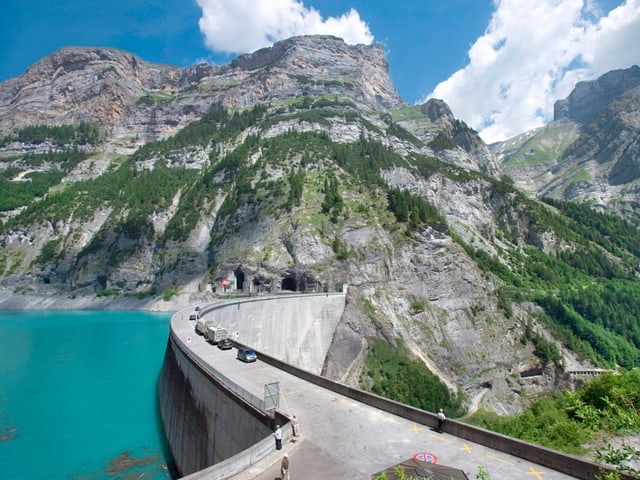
{"left": 158, "top": 337, "right": 272, "bottom": 477}
{"left": 158, "top": 293, "right": 346, "bottom": 477}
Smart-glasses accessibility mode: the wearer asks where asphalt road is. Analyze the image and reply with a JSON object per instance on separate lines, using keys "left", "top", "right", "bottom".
{"left": 177, "top": 311, "right": 581, "bottom": 480}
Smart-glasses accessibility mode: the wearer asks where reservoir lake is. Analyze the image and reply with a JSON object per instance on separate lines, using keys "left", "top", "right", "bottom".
{"left": 0, "top": 309, "right": 176, "bottom": 480}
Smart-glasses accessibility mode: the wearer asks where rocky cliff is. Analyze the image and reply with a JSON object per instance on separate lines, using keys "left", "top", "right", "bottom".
{"left": 2, "top": 36, "right": 636, "bottom": 416}
{"left": 495, "top": 65, "right": 640, "bottom": 222}
{"left": 0, "top": 36, "right": 403, "bottom": 148}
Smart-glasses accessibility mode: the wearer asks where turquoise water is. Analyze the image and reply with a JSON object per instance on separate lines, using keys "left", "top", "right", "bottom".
{"left": 0, "top": 310, "right": 176, "bottom": 480}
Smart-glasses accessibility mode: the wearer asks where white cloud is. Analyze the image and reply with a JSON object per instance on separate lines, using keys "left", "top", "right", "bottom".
{"left": 196, "top": 0, "right": 373, "bottom": 55}
{"left": 425, "top": 0, "right": 640, "bottom": 144}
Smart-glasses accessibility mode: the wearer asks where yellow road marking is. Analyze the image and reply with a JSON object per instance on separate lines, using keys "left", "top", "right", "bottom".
{"left": 428, "top": 433, "right": 452, "bottom": 443}
{"left": 460, "top": 444, "right": 472, "bottom": 453}
{"left": 526, "top": 466, "right": 545, "bottom": 479}
{"left": 486, "top": 453, "right": 513, "bottom": 465}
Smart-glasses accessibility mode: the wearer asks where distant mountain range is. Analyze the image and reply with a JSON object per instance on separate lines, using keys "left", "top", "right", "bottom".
{"left": 1, "top": 35, "right": 639, "bottom": 418}
{"left": 493, "top": 65, "right": 640, "bottom": 222}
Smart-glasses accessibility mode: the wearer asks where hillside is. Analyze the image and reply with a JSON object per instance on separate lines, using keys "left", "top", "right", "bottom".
{"left": 494, "top": 65, "right": 640, "bottom": 222}
{"left": 1, "top": 36, "right": 640, "bottom": 419}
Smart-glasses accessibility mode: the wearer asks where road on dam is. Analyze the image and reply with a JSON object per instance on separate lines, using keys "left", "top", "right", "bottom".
{"left": 172, "top": 296, "right": 584, "bottom": 480}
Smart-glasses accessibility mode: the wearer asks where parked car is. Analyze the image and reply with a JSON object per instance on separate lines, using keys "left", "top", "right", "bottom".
{"left": 237, "top": 348, "right": 257, "bottom": 362}
{"left": 217, "top": 338, "right": 233, "bottom": 350}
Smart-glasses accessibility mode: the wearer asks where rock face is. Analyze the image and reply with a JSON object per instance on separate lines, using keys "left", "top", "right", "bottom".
{"left": 420, "top": 99, "right": 501, "bottom": 177}
{"left": 0, "top": 47, "right": 182, "bottom": 133}
{"left": 554, "top": 65, "right": 640, "bottom": 124}
{"left": 0, "top": 36, "right": 403, "bottom": 144}
{"left": 0, "top": 35, "right": 618, "bottom": 416}
{"left": 495, "top": 65, "right": 640, "bottom": 222}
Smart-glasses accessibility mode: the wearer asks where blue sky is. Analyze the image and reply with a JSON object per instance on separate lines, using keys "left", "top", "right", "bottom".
{"left": 1, "top": 0, "right": 639, "bottom": 143}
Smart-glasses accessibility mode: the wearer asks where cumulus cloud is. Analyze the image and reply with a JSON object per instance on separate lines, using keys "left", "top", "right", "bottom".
{"left": 425, "top": 0, "right": 640, "bottom": 144}
{"left": 196, "top": 0, "right": 373, "bottom": 54}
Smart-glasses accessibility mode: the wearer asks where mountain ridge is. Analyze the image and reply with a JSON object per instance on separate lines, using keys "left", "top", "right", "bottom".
{"left": 1, "top": 35, "right": 639, "bottom": 423}
{"left": 495, "top": 64, "right": 640, "bottom": 221}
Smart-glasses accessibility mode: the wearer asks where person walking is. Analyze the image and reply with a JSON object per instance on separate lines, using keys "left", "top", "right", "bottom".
{"left": 274, "top": 424, "right": 283, "bottom": 450}
{"left": 436, "top": 408, "right": 446, "bottom": 433}
{"left": 291, "top": 415, "right": 300, "bottom": 437}
{"left": 280, "top": 453, "right": 290, "bottom": 480}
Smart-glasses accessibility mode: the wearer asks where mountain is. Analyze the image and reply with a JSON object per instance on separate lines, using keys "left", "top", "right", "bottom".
{"left": 0, "top": 36, "right": 403, "bottom": 147}
{"left": 494, "top": 65, "right": 640, "bottom": 222}
{"left": 2, "top": 36, "right": 639, "bottom": 418}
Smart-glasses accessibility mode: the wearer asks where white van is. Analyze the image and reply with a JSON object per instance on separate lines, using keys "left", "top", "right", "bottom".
{"left": 195, "top": 318, "right": 214, "bottom": 335}
{"left": 205, "top": 325, "right": 228, "bottom": 344}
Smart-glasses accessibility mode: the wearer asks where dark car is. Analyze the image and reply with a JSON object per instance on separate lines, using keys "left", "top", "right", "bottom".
{"left": 217, "top": 338, "right": 233, "bottom": 350}
{"left": 237, "top": 347, "right": 257, "bottom": 363}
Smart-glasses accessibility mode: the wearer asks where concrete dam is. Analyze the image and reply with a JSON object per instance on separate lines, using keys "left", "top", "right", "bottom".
{"left": 158, "top": 293, "right": 629, "bottom": 480}
{"left": 158, "top": 292, "right": 347, "bottom": 477}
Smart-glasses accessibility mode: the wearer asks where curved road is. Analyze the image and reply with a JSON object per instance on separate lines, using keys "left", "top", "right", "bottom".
{"left": 173, "top": 297, "right": 582, "bottom": 480}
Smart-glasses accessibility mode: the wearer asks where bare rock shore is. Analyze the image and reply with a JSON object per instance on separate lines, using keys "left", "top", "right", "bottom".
{"left": 0, "top": 288, "right": 215, "bottom": 312}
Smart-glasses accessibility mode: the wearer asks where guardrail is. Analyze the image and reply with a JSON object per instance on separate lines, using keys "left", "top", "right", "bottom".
{"left": 171, "top": 305, "right": 266, "bottom": 413}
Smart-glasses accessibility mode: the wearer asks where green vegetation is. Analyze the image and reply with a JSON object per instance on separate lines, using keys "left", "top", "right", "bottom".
{"left": 286, "top": 166, "right": 305, "bottom": 211}
{"left": 363, "top": 337, "right": 464, "bottom": 416}
{"left": 387, "top": 187, "right": 447, "bottom": 233}
{"left": 0, "top": 122, "right": 103, "bottom": 147}
{"left": 521, "top": 319, "right": 562, "bottom": 366}
{"left": 451, "top": 189, "right": 640, "bottom": 369}
{"left": 501, "top": 122, "right": 579, "bottom": 169}
{"left": 389, "top": 105, "right": 426, "bottom": 123}
{"left": 331, "top": 234, "right": 349, "bottom": 260}
{"left": 468, "top": 369, "right": 640, "bottom": 478}
{"left": 386, "top": 122, "right": 423, "bottom": 147}
{"left": 0, "top": 148, "right": 91, "bottom": 211}
{"left": 428, "top": 132, "right": 457, "bottom": 150}
{"left": 409, "top": 296, "right": 427, "bottom": 313}
{"left": 321, "top": 174, "right": 344, "bottom": 222}
{"left": 135, "top": 91, "right": 175, "bottom": 106}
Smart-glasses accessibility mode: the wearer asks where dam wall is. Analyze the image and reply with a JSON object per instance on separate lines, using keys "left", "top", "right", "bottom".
{"left": 158, "top": 335, "right": 276, "bottom": 477}
{"left": 158, "top": 293, "right": 344, "bottom": 477}
{"left": 196, "top": 292, "right": 347, "bottom": 373}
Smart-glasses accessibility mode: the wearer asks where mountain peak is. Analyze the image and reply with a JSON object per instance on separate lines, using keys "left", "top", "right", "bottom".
{"left": 0, "top": 35, "right": 403, "bottom": 137}
{"left": 553, "top": 64, "right": 640, "bottom": 124}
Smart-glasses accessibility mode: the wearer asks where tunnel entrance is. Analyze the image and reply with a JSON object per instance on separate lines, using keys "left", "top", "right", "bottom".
{"left": 281, "top": 277, "right": 297, "bottom": 292}
{"left": 234, "top": 268, "right": 245, "bottom": 291}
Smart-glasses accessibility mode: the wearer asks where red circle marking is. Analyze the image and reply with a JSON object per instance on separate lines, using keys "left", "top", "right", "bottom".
{"left": 413, "top": 452, "right": 438, "bottom": 464}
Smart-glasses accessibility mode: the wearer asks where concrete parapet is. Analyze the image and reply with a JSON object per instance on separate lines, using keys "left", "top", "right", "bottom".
{"left": 255, "top": 348, "right": 632, "bottom": 480}
{"left": 160, "top": 293, "right": 630, "bottom": 480}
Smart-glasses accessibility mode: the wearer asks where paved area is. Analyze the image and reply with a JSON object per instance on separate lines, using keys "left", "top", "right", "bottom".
{"left": 175, "top": 309, "right": 581, "bottom": 480}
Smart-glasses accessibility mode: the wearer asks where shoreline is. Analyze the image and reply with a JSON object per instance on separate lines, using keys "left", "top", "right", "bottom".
{"left": 0, "top": 289, "right": 217, "bottom": 312}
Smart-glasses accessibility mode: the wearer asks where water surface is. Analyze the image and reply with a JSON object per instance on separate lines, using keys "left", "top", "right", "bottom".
{"left": 0, "top": 310, "right": 175, "bottom": 479}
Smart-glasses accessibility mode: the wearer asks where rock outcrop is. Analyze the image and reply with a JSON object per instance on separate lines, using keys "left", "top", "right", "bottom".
{"left": 496, "top": 65, "right": 640, "bottom": 222}
{"left": 0, "top": 36, "right": 404, "bottom": 144}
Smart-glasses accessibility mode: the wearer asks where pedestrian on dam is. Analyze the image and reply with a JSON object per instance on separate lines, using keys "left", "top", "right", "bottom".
{"left": 280, "top": 454, "right": 290, "bottom": 480}
{"left": 436, "top": 408, "right": 446, "bottom": 433}
{"left": 291, "top": 415, "right": 300, "bottom": 437}
{"left": 274, "top": 424, "right": 283, "bottom": 450}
